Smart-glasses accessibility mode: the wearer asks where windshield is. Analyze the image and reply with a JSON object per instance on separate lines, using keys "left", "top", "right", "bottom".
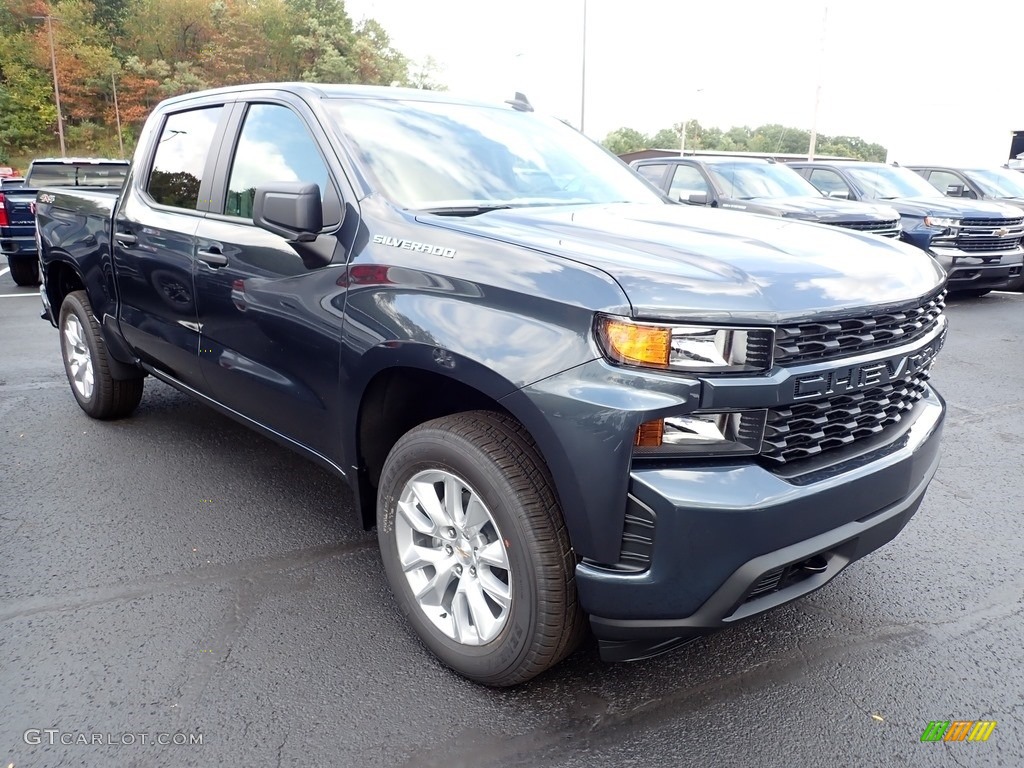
{"left": 845, "top": 165, "right": 942, "bottom": 199}
{"left": 26, "top": 163, "right": 128, "bottom": 188}
{"left": 964, "top": 168, "right": 1024, "bottom": 198}
{"left": 703, "top": 161, "right": 822, "bottom": 199}
{"left": 325, "top": 99, "right": 663, "bottom": 210}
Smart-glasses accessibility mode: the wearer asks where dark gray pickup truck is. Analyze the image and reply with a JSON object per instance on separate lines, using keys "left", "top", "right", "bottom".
{"left": 35, "top": 83, "right": 948, "bottom": 685}
{"left": 631, "top": 155, "right": 904, "bottom": 238}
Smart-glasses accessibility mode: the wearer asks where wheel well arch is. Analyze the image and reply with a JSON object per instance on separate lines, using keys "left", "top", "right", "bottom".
{"left": 45, "top": 258, "right": 86, "bottom": 311}
{"left": 355, "top": 366, "right": 535, "bottom": 529}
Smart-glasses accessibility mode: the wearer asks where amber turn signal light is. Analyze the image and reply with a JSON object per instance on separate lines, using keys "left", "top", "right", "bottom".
{"left": 598, "top": 318, "right": 671, "bottom": 367}
{"left": 634, "top": 419, "right": 665, "bottom": 447}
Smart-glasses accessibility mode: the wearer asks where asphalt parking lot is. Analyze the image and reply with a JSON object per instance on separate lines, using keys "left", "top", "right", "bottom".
{"left": 2, "top": 268, "right": 1022, "bottom": 768}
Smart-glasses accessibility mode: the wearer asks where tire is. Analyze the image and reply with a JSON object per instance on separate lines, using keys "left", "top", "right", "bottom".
{"left": 58, "top": 290, "right": 144, "bottom": 419}
{"left": 8, "top": 257, "right": 40, "bottom": 286}
{"left": 953, "top": 289, "right": 991, "bottom": 298}
{"left": 377, "top": 410, "right": 586, "bottom": 686}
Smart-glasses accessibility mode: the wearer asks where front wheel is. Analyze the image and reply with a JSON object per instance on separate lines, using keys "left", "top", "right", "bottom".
{"left": 59, "top": 290, "right": 144, "bottom": 419}
{"left": 377, "top": 411, "right": 585, "bottom": 686}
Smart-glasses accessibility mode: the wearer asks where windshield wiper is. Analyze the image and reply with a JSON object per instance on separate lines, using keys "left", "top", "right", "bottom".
{"left": 416, "top": 204, "right": 515, "bottom": 217}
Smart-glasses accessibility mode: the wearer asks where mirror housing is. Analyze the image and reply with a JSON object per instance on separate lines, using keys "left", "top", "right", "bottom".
{"left": 945, "top": 184, "right": 965, "bottom": 197}
{"left": 253, "top": 182, "right": 324, "bottom": 242}
{"left": 826, "top": 189, "right": 850, "bottom": 199}
{"left": 686, "top": 192, "right": 709, "bottom": 206}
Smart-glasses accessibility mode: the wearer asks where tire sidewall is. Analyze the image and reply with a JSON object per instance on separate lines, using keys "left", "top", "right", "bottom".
{"left": 377, "top": 430, "right": 541, "bottom": 682}
{"left": 59, "top": 294, "right": 100, "bottom": 413}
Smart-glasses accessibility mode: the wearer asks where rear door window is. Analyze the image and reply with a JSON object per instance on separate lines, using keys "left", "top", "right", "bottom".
{"left": 634, "top": 163, "right": 667, "bottom": 186}
{"left": 147, "top": 106, "right": 226, "bottom": 210}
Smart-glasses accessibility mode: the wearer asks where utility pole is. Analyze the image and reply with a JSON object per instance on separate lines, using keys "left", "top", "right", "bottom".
{"left": 579, "top": 0, "right": 587, "bottom": 133}
{"left": 32, "top": 15, "right": 65, "bottom": 157}
{"left": 111, "top": 72, "right": 124, "bottom": 158}
{"left": 679, "top": 88, "right": 704, "bottom": 156}
{"left": 807, "top": 5, "right": 828, "bottom": 161}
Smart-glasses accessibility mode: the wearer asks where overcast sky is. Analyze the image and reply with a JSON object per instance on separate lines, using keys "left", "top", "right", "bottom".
{"left": 345, "top": 0, "right": 1024, "bottom": 166}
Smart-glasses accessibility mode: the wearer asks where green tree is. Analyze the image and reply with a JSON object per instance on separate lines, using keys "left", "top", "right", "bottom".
{"left": 650, "top": 127, "right": 680, "bottom": 149}
{"left": 408, "top": 55, "right": 447, "bottom": 91}
{"left": 1, "top": 0, "right": 439, "bottom": 157}
{"left": 601, "top": 127, "right": 652, "bottom": 155}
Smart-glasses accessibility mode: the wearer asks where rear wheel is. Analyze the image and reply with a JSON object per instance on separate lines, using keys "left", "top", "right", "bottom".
{"left": 377, "top": 411, "right": 585, "bottom": 686}
{"left": 8, "top": 257, "right": 39, "bottom": 286}
{"left": 59, "top": 290, "right": 144, "bottom": 419}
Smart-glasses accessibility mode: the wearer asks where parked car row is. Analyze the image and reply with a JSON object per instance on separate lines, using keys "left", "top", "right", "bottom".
{"left": 626, "top": 153, "right": 1024, "bottom": 296}
{"left": 1, "top": 157, "right": 129, "bottom": 286}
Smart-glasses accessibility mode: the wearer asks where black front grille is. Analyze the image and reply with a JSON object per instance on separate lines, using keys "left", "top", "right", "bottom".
{"left": 774, "top": 290, "right": 945, "bottom": 366}
{"left": 760, "top": 368, "right": 931, "bottom": 463}
{"left": 959, "top": 216, "right": 1024, "bottom": 227}
{"left": 953, "top": 217, "right": 1024, "bottom": 252}
{"left": 830, "top": 219, "right": 901, "bottom": 238}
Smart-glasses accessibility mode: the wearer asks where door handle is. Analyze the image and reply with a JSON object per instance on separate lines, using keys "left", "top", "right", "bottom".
{"left": 197, "top": 246, "right": 228, "bottom": 267}
{"left": 114, "top": 232, "right": 137, "bottom": 245}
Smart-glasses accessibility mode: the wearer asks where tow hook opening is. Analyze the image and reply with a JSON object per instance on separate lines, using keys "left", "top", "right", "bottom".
{"left": 798, "top": 554, "right": 829, "bottom": 574}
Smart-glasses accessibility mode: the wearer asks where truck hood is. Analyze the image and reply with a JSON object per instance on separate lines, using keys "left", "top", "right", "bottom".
{"left": 728, "top": 196, "right": 899, "bottom": 223}
{"left": 426, "top": 203, "right": 946, "bottom": 323}
{"left": 988, "top": 197, "right": 1024, "bottom": 212}
{"left": 886, "top": 196, "right": 1023, "bottom": 219}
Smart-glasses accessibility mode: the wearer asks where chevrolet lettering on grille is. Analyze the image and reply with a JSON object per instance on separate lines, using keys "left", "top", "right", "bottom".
{"left": 793, "top": 332, "right": 946, "bottom": 400}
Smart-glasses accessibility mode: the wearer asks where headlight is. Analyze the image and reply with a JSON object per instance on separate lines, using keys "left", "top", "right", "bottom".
{"left": 596, "top": 315, "right": 774, "bottom": 373}
{"left": 634, "top": 410, "right": 767, "bottom": 456}
{"left": 924, "top": 216, "right": 960, "bottom": 229}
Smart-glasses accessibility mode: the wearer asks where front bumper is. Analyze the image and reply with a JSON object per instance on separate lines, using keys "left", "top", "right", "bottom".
{"left": 580, "top": 386, "right": 945, "bottom": 662}
{"left": 929, "top": 246, "right": 1023, "bottom": 291}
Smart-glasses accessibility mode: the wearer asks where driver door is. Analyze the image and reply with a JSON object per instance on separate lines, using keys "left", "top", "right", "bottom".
{"left": 192, "top": 100, "right": 348, "bottom": 457}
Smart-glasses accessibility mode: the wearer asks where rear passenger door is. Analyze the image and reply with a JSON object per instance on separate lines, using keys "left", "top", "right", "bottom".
{"left": 113, "top": 103, "right": 229, "bottom": 388}
{"left": 192, "top": 99, "right": 348, "bottom": 457}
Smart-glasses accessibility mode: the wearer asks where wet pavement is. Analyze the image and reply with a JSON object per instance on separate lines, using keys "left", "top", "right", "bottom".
{"left": 2, "top": 272, "right": 1021, "bottom": 767}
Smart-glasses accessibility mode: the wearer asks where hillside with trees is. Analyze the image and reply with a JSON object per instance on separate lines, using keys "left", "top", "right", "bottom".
{"left": 603, "top": 120, "right": 887, "bottom": 161}
{"left": 0, "top": 0, "right": 444, "bottom": 164}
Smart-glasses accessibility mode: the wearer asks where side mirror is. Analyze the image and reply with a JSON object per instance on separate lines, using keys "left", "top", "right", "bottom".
{"left": 945, "top": 184, "right": 966, "bottom": 197}
{"left": 826, "top": 189, "right": 850, "bottom": 199}
{"left": 686, "top": 192, "right": 709, "bottom": 205}
{"left": 253, "top": 182, "right": 323, "bottom": 243}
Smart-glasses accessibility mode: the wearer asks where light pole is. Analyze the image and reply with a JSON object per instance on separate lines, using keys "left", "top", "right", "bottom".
{"left": 808, "top": 5, "right": 828, "bottom": 160}
{"left": 32, "top": 15, "right": 65, "bottom": 157}
{"left": 679, "top": 88, "right": 704, "bottom": 156}
{"left": 579, "top": 0, "right": 587, "bottom": 133}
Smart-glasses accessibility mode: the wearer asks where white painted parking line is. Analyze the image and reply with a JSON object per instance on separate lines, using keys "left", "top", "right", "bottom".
{"left": 0, "top": 293, "right": 39, "bottom": 298}
{"left": 0, "top": 267, "right": 9, "bottom": 278}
